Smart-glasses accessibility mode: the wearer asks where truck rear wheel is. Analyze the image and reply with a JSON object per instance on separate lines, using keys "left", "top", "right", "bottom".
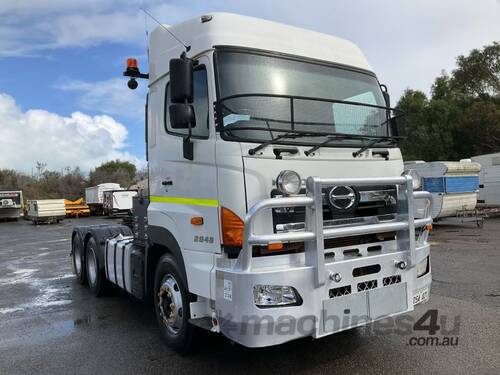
{"left": 85, "top": 237, "right": 106, "bottom": 297}
{"left": 154, "top": 254, "right": 195, "bottom": 354}
{"left": 72, "top": 234, "right": 86, "bottom": 284}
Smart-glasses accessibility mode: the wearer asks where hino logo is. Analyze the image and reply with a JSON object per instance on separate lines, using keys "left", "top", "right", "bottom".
{"left": 328, "top": 186, "right": 358, "bottom": 211}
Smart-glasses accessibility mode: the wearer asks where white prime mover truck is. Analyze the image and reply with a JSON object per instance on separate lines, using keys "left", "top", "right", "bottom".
{"left": 0, "top": 189, "right": 23, "bottom": 220}
{"left": 71, "top": 13, "right": 433, "bottom": 353}
{"left": 85, "top": 183, "right": 122, "bottom": 215}
{"left": 102, "top": 189, "right": 138, "bottom": 216}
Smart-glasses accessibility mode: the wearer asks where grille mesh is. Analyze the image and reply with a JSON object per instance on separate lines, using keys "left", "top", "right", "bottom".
{"left": 383, "top": 275, "right": 402, "bottom": 286}
{"left": 329, "top": 285, "right": 352, "bottom": 298}
{"left": 357, "top": 279, "right": 378, "bottom": 292}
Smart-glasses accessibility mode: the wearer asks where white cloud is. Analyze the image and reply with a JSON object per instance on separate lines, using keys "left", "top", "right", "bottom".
{"left": 0, "top": 92, "right": 144, "bottom": 173}
{"left": 1, "top": 0, "right": 499, "bottom": 100}
{"left": 55, "top": 78, "right": 147, "bottom": 120}
{"left": 0, "top": 1, "right": 190, "bottom": 57}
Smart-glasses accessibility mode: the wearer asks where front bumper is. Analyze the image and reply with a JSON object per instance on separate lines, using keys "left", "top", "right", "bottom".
{"left": 215, "top": 176, "right": 433, "bottom": 348}
{"left": 216, "top": 243, "right": 431, "bottom": 348}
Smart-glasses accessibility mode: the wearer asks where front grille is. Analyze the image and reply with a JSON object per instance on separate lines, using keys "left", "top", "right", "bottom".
{"left": 271, "top": 185, "right": 397, "bottom": 233}
{"left": 383, "top": 275, "right": 402, "bottom": 286}
{"left": 324, "top": 232, "right": 395, "bottom": 250}
{"left": 329, "top": 285, "right": 352, "bottom": 298}
{"left": 357, "top": 279, "right": 378, "bottom": 292}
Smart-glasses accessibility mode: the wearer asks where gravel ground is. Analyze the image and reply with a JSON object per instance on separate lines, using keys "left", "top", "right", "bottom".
{"left": 0, "top": 216, "right": 499, "bottom": 374}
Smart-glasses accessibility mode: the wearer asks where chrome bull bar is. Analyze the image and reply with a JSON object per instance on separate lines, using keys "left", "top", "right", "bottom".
{"left": 235, "top": 176, "right": 434, "bottom": 287}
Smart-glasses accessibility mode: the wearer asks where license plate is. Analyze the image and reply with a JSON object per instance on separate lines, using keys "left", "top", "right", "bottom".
{"left": 413, "top": 287, "right": 429, "bottom": 305}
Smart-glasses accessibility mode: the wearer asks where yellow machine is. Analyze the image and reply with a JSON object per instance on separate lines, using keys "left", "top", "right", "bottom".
{"left": 64, "top": 198, "right": 90, "bottom": 217}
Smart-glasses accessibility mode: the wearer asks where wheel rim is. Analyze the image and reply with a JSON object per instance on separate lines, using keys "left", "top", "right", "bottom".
{"left": 158, "top": 274, "right": 184, "bottom": 334}
{"left": 73, "top": 242, "right": 82, "bottom": 276}
{"left": 87, "top": 247, "right": 97, "bottom": 287}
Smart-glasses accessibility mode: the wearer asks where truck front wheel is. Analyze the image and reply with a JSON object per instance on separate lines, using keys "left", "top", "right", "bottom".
{"left": 154, "top": 254, "right": 195, "bottom": 354}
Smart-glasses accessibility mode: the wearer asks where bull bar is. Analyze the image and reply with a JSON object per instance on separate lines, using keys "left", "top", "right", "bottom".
{"left": 234, "top": 175, "right": 433, "bottom": 287}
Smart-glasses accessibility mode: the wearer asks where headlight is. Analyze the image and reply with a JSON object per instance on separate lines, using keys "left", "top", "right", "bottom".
{"left": 417, "top": 256, "right": 429, "bottom": 277}
{"left": 404, "top": 169, "right": 421, "bottom": 190}
{"left": 253, "top": 285, "right": 301, "bottom": 307}
{"left": 276, "top": 170, "right": 302, "bottom": 195}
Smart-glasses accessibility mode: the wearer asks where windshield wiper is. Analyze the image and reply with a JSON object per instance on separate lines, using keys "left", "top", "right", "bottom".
{"left": 352, "top": 137, "right": 397, "bottom": 158}
{"left": 305, "top": 135, "right": 397, "bottom": 157}
{"left": 248, "top": 131, "right": 327, "bottom": 155}
{"left": 304, "top": 134, "right": 353, "bottom": 156}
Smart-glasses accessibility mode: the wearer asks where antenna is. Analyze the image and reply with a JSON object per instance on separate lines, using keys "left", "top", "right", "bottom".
{"left": 143, "top": 10, "right": 149, "bottom": 58}
{"left": 140, "top": 8, "right": 191, "bottom": 52}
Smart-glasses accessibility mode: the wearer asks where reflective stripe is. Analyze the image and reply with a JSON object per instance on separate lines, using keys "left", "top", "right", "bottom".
{"left": 150, "top": 195, "right": 219, "bottom": 207}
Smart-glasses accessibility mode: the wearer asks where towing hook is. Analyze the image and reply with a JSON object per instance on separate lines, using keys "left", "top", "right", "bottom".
{"left": 329, "top": 272, "right": 342, "bottom": 283}
{"left": 395, "top": 260, "right": 407, "bottom": 270}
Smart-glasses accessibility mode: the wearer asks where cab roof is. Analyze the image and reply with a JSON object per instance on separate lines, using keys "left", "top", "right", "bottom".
{"left": 148, "top": 13, "right": 373, "bottom": 82}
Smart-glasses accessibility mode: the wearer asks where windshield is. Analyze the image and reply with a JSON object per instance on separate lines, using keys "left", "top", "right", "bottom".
{"left": 216, "top": 50, "right": 396, "bottom": 146}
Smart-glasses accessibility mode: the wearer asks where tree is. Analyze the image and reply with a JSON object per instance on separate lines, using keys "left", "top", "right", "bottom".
{"left": 458, "top": 100, "right": 500, "bottom": 155}
{"left": 396, "top": 89, "right": 431, "bottom": 160}
{"left": 89, "top": 160, "right": 137, "bottom": 188}
{"left": 451, "top": 42, "right": 500, "bottom": 97}
{"left": 397, "top": 41, "right": 500, "bottom": 161}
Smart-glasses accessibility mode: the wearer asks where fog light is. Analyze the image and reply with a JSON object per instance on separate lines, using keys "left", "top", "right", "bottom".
{"left": 417, "top": 256, "right": 429, "bottom": 277}
{"left": 253, "top": 285, "right": 301, "bottom": 307}
{"left": 276, "top": 170, "right": 302, "bottom": 195}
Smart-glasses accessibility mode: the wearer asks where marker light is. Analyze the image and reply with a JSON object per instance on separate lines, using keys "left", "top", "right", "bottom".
{"left": 267, "top": 242, "right": 284, "bottom": 251}
{"left": 190, "top": 217, "right": 204, "bottom": 226}
{"left": 221, "top": 207, "right": 244, "bottom": 247}
{"left": 276, "top": 170, "right": 302, "bottom": 195}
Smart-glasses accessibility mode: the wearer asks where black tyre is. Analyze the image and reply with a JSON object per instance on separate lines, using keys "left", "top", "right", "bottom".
{"left": 72, "top": 234, "right": 86, "bottom": 285}
{"left": 154, "top": 254, "right": 195, "bottom": 354}
{"left": 85, "top": 237, "right": 106, "bottom": 297}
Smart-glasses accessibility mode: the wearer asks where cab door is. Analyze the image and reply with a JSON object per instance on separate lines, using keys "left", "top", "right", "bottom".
{"left": 148, "top": 55, "right": 219, "bottom": 298}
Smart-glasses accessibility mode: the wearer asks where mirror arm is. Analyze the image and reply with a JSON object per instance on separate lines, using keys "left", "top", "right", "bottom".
{"left": 183, "top": 114, "right": 194, "bottom": 160}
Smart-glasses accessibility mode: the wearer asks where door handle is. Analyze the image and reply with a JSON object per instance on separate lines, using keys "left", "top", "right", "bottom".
{"left": 162, "top": 179, "right": 173, "bottom": 186}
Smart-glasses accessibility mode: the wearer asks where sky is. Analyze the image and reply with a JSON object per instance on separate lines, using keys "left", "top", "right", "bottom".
{"left": 1, "top": 0, "right": 499, "bottom": 174}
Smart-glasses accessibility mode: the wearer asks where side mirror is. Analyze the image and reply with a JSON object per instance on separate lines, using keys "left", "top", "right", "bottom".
{"left": 169, "top": 58, "right": 193, "bottom": 103}
{"left": 169, "top": 104, "right": 196, "bottom": 129}
{"left": 390, "top": 117, "right": 404, "bottom": 137}
{"left": 380, "top": 84, "right": 390, "bottom": 107}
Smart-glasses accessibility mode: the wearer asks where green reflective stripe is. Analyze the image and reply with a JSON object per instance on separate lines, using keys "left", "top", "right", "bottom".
{"left": 150, "top": 196, "right": 219, "bottom": 207}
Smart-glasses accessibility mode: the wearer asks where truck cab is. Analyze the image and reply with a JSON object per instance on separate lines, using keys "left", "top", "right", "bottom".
{"left": 73, "top": 13, "right": 433, "bottom": 352}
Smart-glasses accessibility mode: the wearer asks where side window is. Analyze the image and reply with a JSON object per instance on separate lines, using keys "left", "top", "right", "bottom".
{"left": 165, "top": 67, "right": 209, "bottom": 138}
